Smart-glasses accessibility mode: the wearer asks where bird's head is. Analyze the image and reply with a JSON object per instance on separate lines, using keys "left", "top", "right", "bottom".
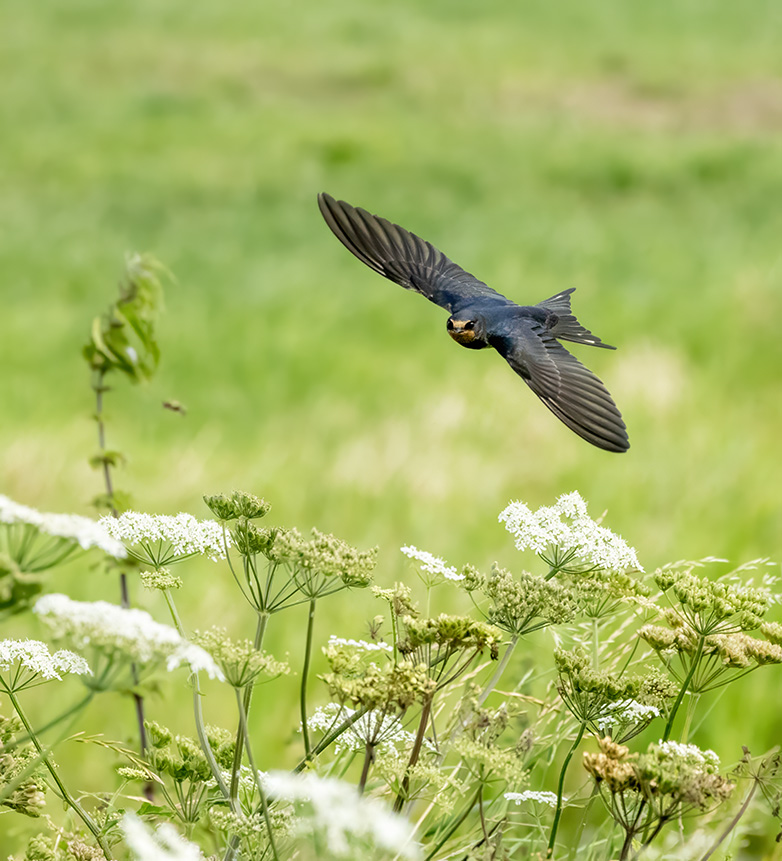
{"left": 446, "top": 315, "right": 487, "bottom": 348}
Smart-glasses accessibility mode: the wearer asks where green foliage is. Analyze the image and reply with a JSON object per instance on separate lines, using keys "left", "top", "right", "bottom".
{"left": 82, "top": 253, "right": 166, "bottom": 385}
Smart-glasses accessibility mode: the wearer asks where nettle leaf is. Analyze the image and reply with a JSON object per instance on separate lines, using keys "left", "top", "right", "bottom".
{"left": 83, "top": 252, "right": 169, "bottom": 383}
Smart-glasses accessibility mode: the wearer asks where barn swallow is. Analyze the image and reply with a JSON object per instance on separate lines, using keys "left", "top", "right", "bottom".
{"left": 318, "top": 193, "right": 629, "bottom": 453}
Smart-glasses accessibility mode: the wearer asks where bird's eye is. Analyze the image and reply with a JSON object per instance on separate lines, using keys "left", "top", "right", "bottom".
{"left": 464, "top": 321, "right": 475, "bottom": 330}
{"left": 446, "top": 319, "right": 454, "bottom": 330}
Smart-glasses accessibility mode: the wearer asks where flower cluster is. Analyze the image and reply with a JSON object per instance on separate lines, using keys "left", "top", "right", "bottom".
{"left": 584, "top": 737, "right": 734, "bottom": 843}
{"left": 0, "top": 494, "right": 126, "bottom": 559}
{"left": 34, "top": 594, "right": 223, "bottom": 681}
{"left": 203, "top": 491, "right": 271, "bottom": 522}
{"left": 194, "top": 627, "right": 289, "bottom": 688}
{"left": 265, "top": 771, "right": 422, "bottom": 859}
{"left": 654, "top": 565, "right": 770, "bottom": 634}
{"left": 323, "top": 639, "right": 435, "bottom": 713}
{"left": 505, "top": 790, "right": 558, "bottom": 808}
{"left": 499, "top": 492, "right": 642, "bottom": 573}
{"left": 99, "top": 511, "right": 228, "bottom": 564}
{"left": 400, "top": 545, "right": 462, "bottom": 581}
{"left": 0, "top": 638, "right": 91, "bottom": 688}
{"left": 0, "top": 712, "right": 47, "bottom": 817}
{"left": 555, "top": 650, "right": 673, "bottom": 741}
{"left": 122, "top": 812, "right": 205, "bottom": 861}
{"left": 308, "top": 703, "right": 428, "bottom": 755}
{"left": 274, "top": 527, "right": 378, "bottom": 589}
{"left": 463, "top": 563, "right": 577, "bottom": 636}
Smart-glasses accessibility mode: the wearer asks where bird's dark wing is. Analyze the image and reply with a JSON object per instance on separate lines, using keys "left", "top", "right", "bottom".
{"left": 490, "top": 317, "right": 629, "bottom": 452}
{"left": 536, "top": 288, "right": 615, "bottom": 350}
{"left": 318, "top": 193, "right": 509, "bottom": 313}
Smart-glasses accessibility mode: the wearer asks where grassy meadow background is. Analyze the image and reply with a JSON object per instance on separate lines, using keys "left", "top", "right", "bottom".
{"left": 2, "top": 0, "right": 782, "bottom": 851}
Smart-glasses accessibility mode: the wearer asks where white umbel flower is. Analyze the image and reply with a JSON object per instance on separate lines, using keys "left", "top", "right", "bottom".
{"left": 265, "top": 771, "right": 421, "bottom": 859}
{"left": 656, "top": 740, "right": 719, "bottom": 768}
{"left": 34, "top": 594, "right": 224, "bottom": 681}
{"left": 0, "top": 638, "right": 91, "bottom": 682}
{"left": 499, "top": 491, "right": 642, "bottom": 572}
{"left": 505, "top": 790, "right": 558, "bottom": 808}
{"left": 0, "top": 494, "right": 126, "bottom": 558}
{"left": 99, "top": 511, "right": 228, "bottom": 563}
{"left": 401, "top": 545, "right": 462, "bottom": 580}
{"left": 596, "top": 699, "right": 660, "bottom": 733}
{"left": 122, "top": 812, "right": 204, "bottom": 861}
{"left": 307, "top": 703, "right": 431, "bottom": 754}
{"left": 326, "top": 636, "right": 393, "bottom": 653}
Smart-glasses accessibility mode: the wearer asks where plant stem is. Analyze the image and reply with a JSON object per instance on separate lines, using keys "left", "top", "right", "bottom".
{"left": 394, "top": 695, "right": 433, "bottom": 814}
{"left": 358, "top": 743, "right": 375, "bottom": 794}
{"left": 699, "top": 779, "right": 758, "bottom": 861}
{"left": 476, "top": 633, "right": 519, "bottom": 708}
{"left": 547, "top": 721, "right": 587, "bottom": 858}
{"left": 619, "top": 828, "right": 635, "bottom": 861}
{"left": 9, "top": 690, "right": 112, "bottom": 859}
{"left": 293, "top": 707, "right": 369, "bottom": 773}
{"left": 229, "top": 611, "right": 269, "bottom": 801}
{"left": 423, "top": 785, "right": 482, "bottom": 861}
{"left": 162, "top": 591, "right": 232, "bottom": 802}
{"left": 234, "top": 688, "right": 279, "bottom": 861}
{"left": 94, "top": 372, "right": 150, "bottom": 791}
{"left": 300, "top": 597, "right": 317, "bottom": 761}
{"left": 662, "top": 635, "right": 705, "bottom": 742}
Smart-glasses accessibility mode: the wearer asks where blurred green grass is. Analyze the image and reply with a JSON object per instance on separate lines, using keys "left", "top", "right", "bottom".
{"left": 2, "top": 0, "right": 782, "bottom": 851}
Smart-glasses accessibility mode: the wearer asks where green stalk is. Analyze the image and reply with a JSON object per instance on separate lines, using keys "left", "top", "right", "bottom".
{"left": 477, "top": 633, "right": 519, "bottom": 707}
{"left": 393, "top": 695, "right": 433, "bottom": 813}
{"left": 162, "top": 590, "right": 232, "bottom": 802}
{"left": 699, "top": 779, "right": 758, "bottom": 861}
{"left": 94, "top": 372, "right": 149, "bottom": 789}
{"left": 234, "top": 688, "right": 279, "bottom": 861}
{"left": 662, "top": 635, "right": 705, "bottom": 741}
{"left": 293, "top": 706, "right": 369, "bottom": 773}
{"left": 300, "top": 597, "right": 317, "bottom": 761}
{"left": 8, "top": 690, "right": 112, "bottom": 859}
{"left": 547, "top": 721, "right": 587, "bottom": 858}
{"left": 229, "top": 611, "right": 269, "bottom": 801}
{"left": 424, "top": 785, "right": 482, "bottom": 861}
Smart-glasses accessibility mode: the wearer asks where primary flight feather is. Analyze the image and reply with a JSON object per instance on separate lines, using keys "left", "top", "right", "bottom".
{"left": 318, "top": 192, "right": 629, "bottom": 453}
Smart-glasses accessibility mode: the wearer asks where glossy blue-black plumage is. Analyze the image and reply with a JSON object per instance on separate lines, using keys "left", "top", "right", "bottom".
{"left": 318, "top": 193, "right": 629, "bottom": 453}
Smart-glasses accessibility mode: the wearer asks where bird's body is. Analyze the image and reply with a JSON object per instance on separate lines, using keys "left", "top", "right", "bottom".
{"left": 317, "top": 193, "right": 629, "bottom": 453}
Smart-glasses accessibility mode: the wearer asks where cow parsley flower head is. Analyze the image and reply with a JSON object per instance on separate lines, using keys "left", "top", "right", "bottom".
{"left": 505, "top": 790, "right": 558, "bottom": 808}
{"left": 121, "top": 812, "right": 205, "bottom": 861}
{"left": 33, "top": 594, "right": 223, "bottom": 681}
{"left": 596, "top": 699, "right": 661, "bottom": 734}
{"left": 99, "top": 511, "right": 228, "bottom": 565}
{"left": 307, "top": 703, "right": 433, "bottom": 754}
{"left": 265, "top": 771, "right": 421, "bottom": 859}
{"left": 0, "top": 494, "right": 126, "bottom": 563}
{"left": 655, "top": 741, "right": 719, "bottom": 769}
{"left": 0, "top": 638, "right": 91, "bottom": 688}
{"left": 326, "top": 636, "right": 393, "bottom": 653}
{"left": 400, "top": 545, "right": 462, "bottom": 581}
{"left": 499, "top": 492, "right": 642, "bottom": 573}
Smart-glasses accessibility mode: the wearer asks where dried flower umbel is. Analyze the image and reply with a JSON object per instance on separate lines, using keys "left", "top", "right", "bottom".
{"left": 583, "top": 737, "right": 734, "bottom": 860}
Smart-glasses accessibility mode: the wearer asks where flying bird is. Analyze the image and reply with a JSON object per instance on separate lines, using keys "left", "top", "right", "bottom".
{"left": 317, "top": 193, "right": 629, "bottom": 453}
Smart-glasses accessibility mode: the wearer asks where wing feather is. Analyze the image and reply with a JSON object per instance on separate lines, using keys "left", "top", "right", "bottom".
{"left": 491, "top": 318, "right": 629, "bottom": 452}
{"left": 318, "top": 193, "right": 508, "bottom": 313}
